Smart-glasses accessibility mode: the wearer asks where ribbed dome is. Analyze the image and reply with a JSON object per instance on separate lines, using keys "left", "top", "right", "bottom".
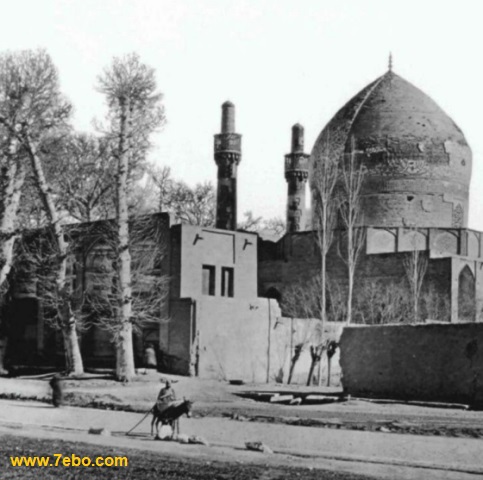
{"left": 311, "top": 70, "right": 472, "bottom": 228}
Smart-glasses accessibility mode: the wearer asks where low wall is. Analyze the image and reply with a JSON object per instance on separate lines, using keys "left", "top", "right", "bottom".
{"left": 166, "top": 295, "right": 345, "bottom": 384}
{"left": 194, "top": 296, "right": 343, "bottom": 384}
{"left": 197, "top": 296, "right": 280, "bottom": 383}
{"left": 269, "top": 318, "right": 343, "bottom": 386}
{"left": 340, "top": 323, "right": 483, "bottom": 406}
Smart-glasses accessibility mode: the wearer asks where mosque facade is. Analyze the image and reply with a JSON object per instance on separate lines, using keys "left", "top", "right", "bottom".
{"left": 4, "top": 65, "right": 483, "bottom": 381}
{"left": 252, "top": 68, "right": 482, "bottom": 324}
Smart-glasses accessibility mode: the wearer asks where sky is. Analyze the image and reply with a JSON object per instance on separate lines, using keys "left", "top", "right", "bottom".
{"left": 2, "top": 0, "right": 483, "bottom": 229}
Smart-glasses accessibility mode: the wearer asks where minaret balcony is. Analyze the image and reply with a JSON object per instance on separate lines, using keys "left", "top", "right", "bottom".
{"left": 285, "top": 153, "right": 309, "bottom": 174}
{"left": 214, "top": 133, "right": 242, "bottom": 153}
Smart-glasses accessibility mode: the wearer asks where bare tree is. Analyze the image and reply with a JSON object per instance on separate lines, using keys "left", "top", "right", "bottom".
{"left": 339, "top": 136, "right": 366, "bottom": 324}
{"left": 353, "top": 279, "right": 411, "bottom": 324}
{"left": 0, "top": 49, "right": 84, "bottom": 374}
{"left": 16, "top": 173, "right": 49, "bottom": 230}
{"left": 403, "top": 230, "right": 428, "bottom": 323}
{"left": 148, "top": 165, "right": 286, "bottom": 237}
{"left": 147, "top": 166, "right": 216, "bottom": 226}
{"left": 282, "top": 276, "right": 335, "bottom": 386}
{"left": 310, "top": 129, "right": 339, "bottom": 385}
{"left": 82, "top": 215, "right": 170, "bottom": 364}
{"left": 14, "top": 134, "right": 116, "bottom": 230}
{"left": 0, "top": 52, "right": 32, "bottom": 371}
{"left": 420, "top": 287, "right": 450, "bottom": 322}
{"left": 238, "top": 210, "right": 263, "bottom": 232}
{"left": 98, "top": 53, "right": 165, "bottom": 381}
{"left": 168, "top": 181, "right": 215, "bottom": 226}
{"left": 262, "top": 216, "right": 286, "bottom": 239}
{"left": 239, "top": 211, "right": 286, "bottom": 239}
{"left": 0, "top": 142, "right": 25, "bottom": 290}
{"left": 281, "top": 280, "right": 318, "bottom": 384}
{"left": 44, "top": 133, "right": 116, "bottom": 222}
{"left": 0, "top": 140, "right": 26, "bottom": 373}
{"left": 16, "top": 224, "right": 91, "bottom": 369}
{"left": 147, "top": 164, "right": 174, "bottom": 212}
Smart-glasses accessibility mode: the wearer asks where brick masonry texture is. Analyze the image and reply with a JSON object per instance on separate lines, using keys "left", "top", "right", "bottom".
{"left": 310, "top": 71, "right": 472, "bottom": 228}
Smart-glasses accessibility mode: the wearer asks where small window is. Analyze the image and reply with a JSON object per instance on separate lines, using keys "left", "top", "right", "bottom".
{"left": 221, "top": 267, "right": 234, "bottom": 298}
{"left": 202, "top": 265, "right": 216, "bottom": 296}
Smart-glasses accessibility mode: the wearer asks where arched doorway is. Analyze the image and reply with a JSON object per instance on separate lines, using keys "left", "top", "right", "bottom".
{"left": 458, "top": 265, "right": 475, "bottom": 322}
{"left": 265, "top": 287, "right": 281, "bottom": 302}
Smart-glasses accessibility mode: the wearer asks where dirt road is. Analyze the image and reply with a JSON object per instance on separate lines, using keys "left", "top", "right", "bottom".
{"left": 2, "top": 374, "right": 483, "bottom": 438}
{"left": 0, "top": 399, "right": 482, "bottom": 479}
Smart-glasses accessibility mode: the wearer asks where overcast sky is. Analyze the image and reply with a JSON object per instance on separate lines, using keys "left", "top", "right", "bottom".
{"left": 2, "top": 0, "right": 483, "bottom": 229}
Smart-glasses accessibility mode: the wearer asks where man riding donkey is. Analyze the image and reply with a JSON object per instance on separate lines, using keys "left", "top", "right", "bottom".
{"left": 151, "top": 379, "right": 192, "bottom": 439}
{"left": 156, "top": 379, "right": 177, "bottom": 413}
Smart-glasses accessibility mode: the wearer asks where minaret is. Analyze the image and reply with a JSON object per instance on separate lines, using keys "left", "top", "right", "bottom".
{"left": 214, "top": 101, "right": 242, "bottom": 230}
{"left": 285, "top": 124, "right": 309, "bottom": 232}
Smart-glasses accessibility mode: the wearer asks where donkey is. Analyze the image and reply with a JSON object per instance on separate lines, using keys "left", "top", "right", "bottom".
{"left": 151, "top": 399, "right": 193, "bottom": 439}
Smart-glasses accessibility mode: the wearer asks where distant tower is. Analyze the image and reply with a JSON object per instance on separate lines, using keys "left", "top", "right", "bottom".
{"left": 214, "top": 101, "right": 242, "bottom": 230}
{"left": 285, "top": 124, "right": 309, "bottom": 232}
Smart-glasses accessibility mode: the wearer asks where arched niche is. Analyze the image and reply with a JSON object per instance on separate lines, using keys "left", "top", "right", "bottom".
{"left": 458, "top": 265, "right": 476, "bottom": 322}
{"left": 468, "top": 232, "right": 480, "bottom": 258}
{"left": 400, "top": 228, "right": 427, "bottom": 251}
{"left": 265, "top": 287, "right": 282, "bottom": 302}
{"left": 432, "top": 231, "right": 458, "bottom": 255}
{"left": 366, "top": 228, "right": 396, "bottom": 254}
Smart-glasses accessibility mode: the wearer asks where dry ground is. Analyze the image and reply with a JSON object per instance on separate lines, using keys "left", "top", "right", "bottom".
{"left": 0, "top": 434, "right": 380, "bottom": 480}
{"left": 1, "top": 371, "right": 483, "bottom": 438}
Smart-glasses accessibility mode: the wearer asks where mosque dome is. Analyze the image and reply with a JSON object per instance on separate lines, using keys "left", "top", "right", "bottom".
{"left": 310, "top": 69, "right": 472, "bottom": 228}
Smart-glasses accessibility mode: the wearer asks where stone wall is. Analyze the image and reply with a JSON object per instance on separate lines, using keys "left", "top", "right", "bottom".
{"left": 340, "top": 323, "right": 483, "bottom": 406}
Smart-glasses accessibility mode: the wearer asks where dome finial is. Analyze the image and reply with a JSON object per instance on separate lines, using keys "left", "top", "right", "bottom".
{"left": 388, "top": 52, "right": 393, "bottom": 72}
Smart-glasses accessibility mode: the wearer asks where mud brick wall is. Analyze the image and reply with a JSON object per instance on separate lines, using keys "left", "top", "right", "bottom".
{"left": 340, "top": 323, "right": 483, "bottom": 405}
{"left": 269, "top": 318, "right": 344, "bottom": 385}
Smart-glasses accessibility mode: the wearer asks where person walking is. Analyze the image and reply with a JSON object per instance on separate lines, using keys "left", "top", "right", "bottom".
{"left": 49, "top": 374, "right": 64, "bottom": 407}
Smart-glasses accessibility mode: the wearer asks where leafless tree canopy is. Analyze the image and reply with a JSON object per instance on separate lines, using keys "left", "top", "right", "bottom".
{"left": 402, "top": 234, "right": 429, "bottom": 323}
{"left": 338, "top": 136, "right": 366, "bottom": 324}
{"left": 98, "top": 53, "right": 166, "bottom": 381}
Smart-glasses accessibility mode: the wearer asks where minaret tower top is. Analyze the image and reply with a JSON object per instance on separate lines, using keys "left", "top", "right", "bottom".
{"left": 285, "top": 124, "right": 309, "bottom": 233}
{"left": 214, "top": 101, "right": 242, "bottom": 231}
{"left": 221, "top": 101, "right": 235, "bottom": 133}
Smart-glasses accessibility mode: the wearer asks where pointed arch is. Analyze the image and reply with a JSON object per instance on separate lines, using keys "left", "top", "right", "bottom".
{"left": 265, "top": 287, "right": 281, "bottom": 302}
{"left": 458, "top": 265, "right": 475, "bottom": 322}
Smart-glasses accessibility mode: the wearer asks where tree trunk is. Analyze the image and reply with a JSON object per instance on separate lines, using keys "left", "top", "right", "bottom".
{"left": 287, "top": 360, "right": 296, "bottom": 385}
{"left": 115, "top": 102, "right": 135, "bottom": 382}
{"left": 0, "top": 144, "right": 26, "bottom": 289}
{"left": 319, "top": 247, "right": 327, "bottom": 386}
{"left": 347, "top": 272, "right": 353, "bottom": 325}
{"left": 306, "top": 359, "right": 317, "bottom": 386}
{"left": 61, "top": 304, "right": 84, "bottom": 375}
{"left": 327, "top": 356, "right": 332, "bottom": 387}
{"left": 306, "top": 346, "right": 322, "bottom": 386}
{"left": 24, "top": 136, "right": 84, "bottom": 375}
{"left": 347, "top": 227, "right": 353, "bottom": 325}
{"left": 116, "top": 321, "right": 135, "bottom": 381}
{"left": 0, "top": 143, "right": 27, "bottom": 376}
{"left": 287, "top": 344, "right": 302, "bottom": 385}
{"left": 0, "top": 337, "right": 8, "bottom": 375}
